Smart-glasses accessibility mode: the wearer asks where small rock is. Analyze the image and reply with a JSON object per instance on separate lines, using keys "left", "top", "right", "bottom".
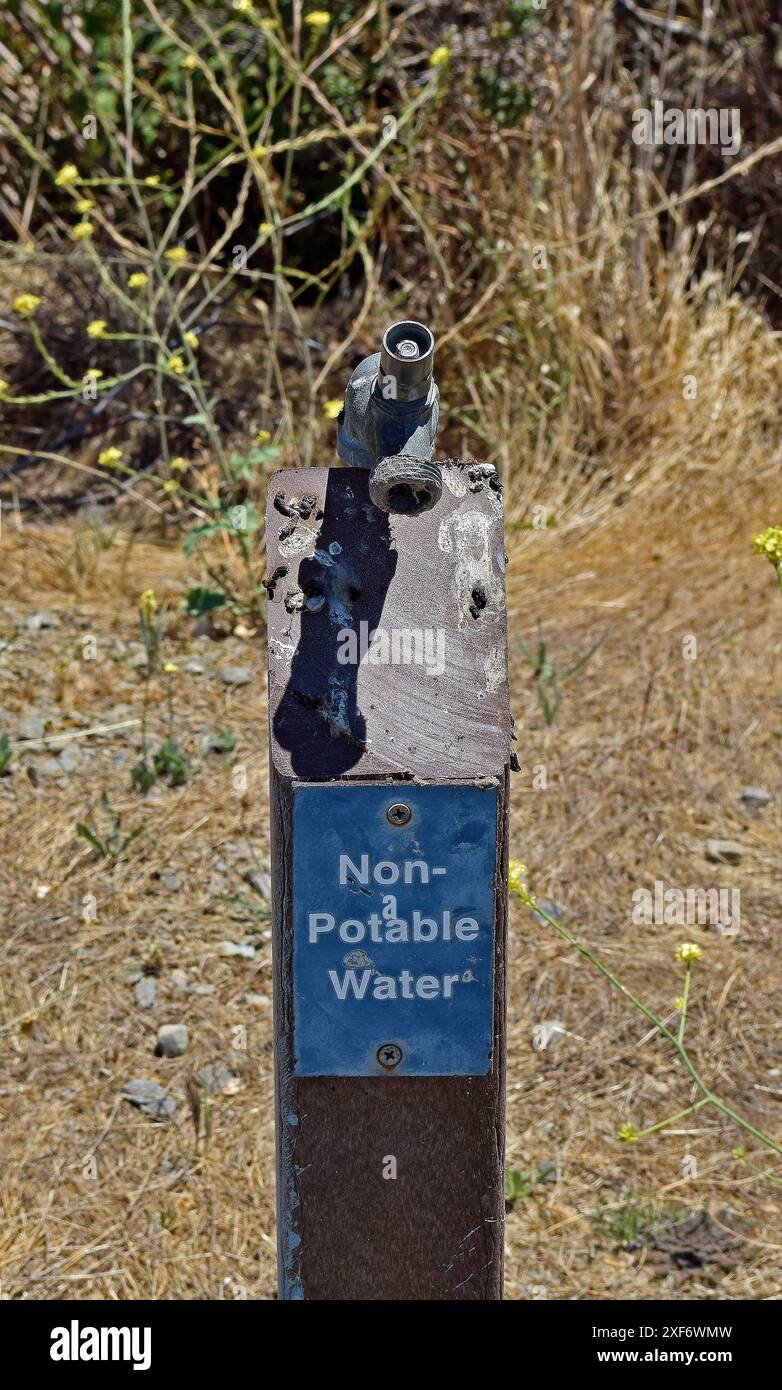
{"left": 159, "top": 870, "right": 181, "bottom": 891}
{"left": 122, "top": 1078, "right": 176, "bottom": 1120}
{"left": 533, "top": 1019, "right": 567, "bottom": 1051}
{"left": 128, "top": 645, "right": 150, "bottom": 670}
{"left": 17, "top": 712, "right": 45, "bottom": 741}
{"left": 532, "top": 898, "right": 562, "bottom": 926}
{"left": 134, "top": 977, "right": 157, "bottom": 1008}
{"left": 184, "top": 659, "right": 205, "bottom": 675}
{"left": 58, "top": 743, "right": 84, "bottom": 774}
{"left": 107, "top": 703, "right": 135, "bottom": 720}
{"left": 740, "top": 786, "right": 772, "bottom": 810}
{"left": 195, "top": 1064, "right": 239, "bottom": 1096}
{"left": 202, "top": 731, "right": 238, "bottom": 754}
{"left": 705, "top": 838, "right": 743, "bottom": 864}
{"left": 223, "top": 840, "right": 254, "bottom": 861}
{"left": 121, "top": 965, "right": 144, "bottom": 985}
{"left": 538, "top": 1161, "right": 558, "bottom": 1183}
{"left": 244, "top": 869, "right": 271, "bottom": 899}
{"left": 219, "top": 665, "right": 252, "bottom": 687}
{"left": 246, "top": 993, "right": 269, "bottom": 1008}
{"left": 156, "top": 1024, "right": 189, "bottom": 1057}
{"left": 218, "top": 941, "right": 255, "bottom": 959}
{"left": 171, "top": 969, "right": 188, "bottom": 991}
{"left": 188, "top": 983, "right": 217, "bottom": 996}
{"left": 36, "top": 757, "right": 63, "bottom": 779}
{"left": 26, "top": 611, "right": 60, "bottom": 631}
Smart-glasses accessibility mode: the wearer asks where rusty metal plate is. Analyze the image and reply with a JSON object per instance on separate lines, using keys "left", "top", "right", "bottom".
{"left": 265, "top": 464, "right": 511, "bottom": 782}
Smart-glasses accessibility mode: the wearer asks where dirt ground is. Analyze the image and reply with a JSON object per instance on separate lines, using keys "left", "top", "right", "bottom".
{"left": 1, "top": 459, "right": 781, "bottom": 1301}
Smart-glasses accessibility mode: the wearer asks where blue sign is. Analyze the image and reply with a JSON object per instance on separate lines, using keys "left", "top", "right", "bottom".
{"left": 291, "top": 783, "right": 498, "bottom": 1076}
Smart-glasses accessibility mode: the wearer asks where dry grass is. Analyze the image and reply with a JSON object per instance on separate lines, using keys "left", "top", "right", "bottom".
{"left": 2, "top": 0, "right": 782, "bottom": 1302}
{"left": 1, "top": 452, "right": 781, "bottom": 1300}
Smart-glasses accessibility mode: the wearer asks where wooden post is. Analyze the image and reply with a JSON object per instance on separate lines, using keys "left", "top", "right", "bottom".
{"left": 266, "top": 461, "right": 511, "bottom": 1300}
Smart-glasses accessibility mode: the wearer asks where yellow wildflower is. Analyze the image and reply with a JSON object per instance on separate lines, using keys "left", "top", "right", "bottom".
{"left": 234, "top": 0, "right": 253, "bottom": 11}
{"left": 128, "top": 272, "right": 149, "bottom": 290}
{"left": 167, "top": 353, "right": 186, "bottom": 375}
{"left": 72, "top": 221, "right": 94, "bottom": 241}
{"left": 508, "top": 860, "right": 528, "bottom": 896}
{"left": 251, "top": 144, "right": 269, "bottom": 158}
{"left": 144, "top": 175, "right": 161, "bottom": 187}
{"left": 183, "top": 331, "right": 199, "bottom": 349}
{"left": 617, "top": 1124, "right": 638, "bottom": 1144}
{"left": 170, "top": 456, "right": 188, "bottom": 472}
{"left": 674, "top": 996, "right": 684, "bottom": 1011}
{"left": 75, "top": 198, "right": 94, "bottom": 214}
{"left": 84, "top": 368, "right": 103, "bottom": 381}
{"left": 164, "top": 246, "right": 188, "bottom": 264}
{"left": 323, "top": 398, "right": 343, "bottom": 419}
{"left": 429, "top": 45, "right": 451, "bottom": 68}
{"left": 254, "top": 429, "right": 271, "bottom": 443}
{"left": 0, "top": 379, "right": 9, "bottom": 395}
{"left": 87, "top": 319, "right": 107, "bottom": 339}
{"left": 304, "top": 11, "right": 331, "bottom": 29}
{"left": 753, "top": 526, "right": 782, "bottom": 566}
{"left": 140, "top": 589, "right": 158, "bottom": 621}
{"left": 54, "top": 163, "right": 79, "bottom": 187}
{"left": 164, "top": 661, "right": 179, "bottom": 673}
{"left": 182, "top": 53, "right": 198, "bottom": 70}
{"left": 675, "top": 942, "right": 703, "bottom": 964}
{"left": 162, "top": 479, "right": 180, "bottom": 494}
{"left": 259, "top": 221, "right": 273, "bottom": 236}
{"left": 14, "top": 293, "right": 41, "bottom": 319}
{"left": 98, "top": 447, "right": 123, "bottom": 468}
{"left": 508, "top": 859, "right": 536, "bottom": 908}
{"left": 259, "top": 17, "right": 277, "bottom": 30}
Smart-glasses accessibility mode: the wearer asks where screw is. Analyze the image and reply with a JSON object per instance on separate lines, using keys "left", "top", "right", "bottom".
{"left": 386, "top": 802, "right": 412, "bottom": 826}
{"left": 377, "top": 1043, "right": 403, "bottom": 1069}
{"left": 396, "top": 339, "right": 419, "bottom": 359}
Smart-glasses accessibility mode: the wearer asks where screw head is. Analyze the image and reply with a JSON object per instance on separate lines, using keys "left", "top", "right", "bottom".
{"left": 386, "top": 802, "right": 412, "bottom": 826}
{"left": 396, "top": 339, "right": 419, "bottom": 359}
{"left": 377, "top": 1043, "right": 403, "bottom": 1069}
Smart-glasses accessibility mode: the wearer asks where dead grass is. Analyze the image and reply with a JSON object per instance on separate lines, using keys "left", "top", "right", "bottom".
{"left": 2, "top": 0, "right": 782, "bottom": 1302}
{"left": 1, "top": 456, "right": 781, "bottom": 1301}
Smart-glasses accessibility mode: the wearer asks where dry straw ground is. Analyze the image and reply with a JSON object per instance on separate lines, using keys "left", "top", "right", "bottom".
{"left": 2, "top": 0, "right": 782, "bottom": 1302}
{"left": 1, "top": 452, "right": 781, "bottom": 1301}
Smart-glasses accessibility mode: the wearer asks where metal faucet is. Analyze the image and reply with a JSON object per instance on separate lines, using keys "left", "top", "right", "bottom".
{"left": 336, "top": 320, "right": 441, "bottom": 515}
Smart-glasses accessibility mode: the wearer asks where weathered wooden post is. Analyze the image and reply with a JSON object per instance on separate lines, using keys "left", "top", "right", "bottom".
{"left": 266, "top": 322, "right": 511, "bottom": 1300}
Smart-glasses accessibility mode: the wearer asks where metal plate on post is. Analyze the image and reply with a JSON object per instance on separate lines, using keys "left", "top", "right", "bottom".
{"left": 266, "top": 464, "right": 511, "bottom": 784}
{"left": 292, "top": 782, "right": 498, "bottom": 1076}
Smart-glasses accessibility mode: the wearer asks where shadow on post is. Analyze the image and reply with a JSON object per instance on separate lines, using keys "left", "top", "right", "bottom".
{"left": 271, "top": 470, "right": 398, "bottom": 778}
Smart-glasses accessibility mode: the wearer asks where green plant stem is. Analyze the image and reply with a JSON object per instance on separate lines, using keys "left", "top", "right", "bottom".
{"left": 634, "top": 1097, "right": 710, "bottom": 1140}
{"left": 678, "top": 962, "right": 691, "bottom": 1043}
{"left": 520, "top": 892, "right": 782, "bottom": 1159}
{"left": 28, "top": 321, "right": 80, "bottom": 387}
